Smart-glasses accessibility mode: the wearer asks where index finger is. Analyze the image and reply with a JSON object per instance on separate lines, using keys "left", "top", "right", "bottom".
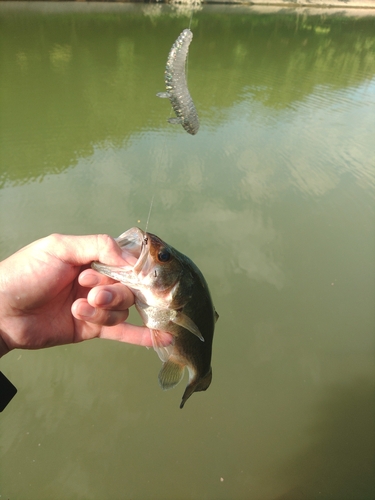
{"left": 79, "top": 268, "right": 119, "bottom": 288}
{"left": 98, "top": 324, "right": 173, "bottom": 348}
{"left": 42, "top": 233, "right": 134, "bottom": 268}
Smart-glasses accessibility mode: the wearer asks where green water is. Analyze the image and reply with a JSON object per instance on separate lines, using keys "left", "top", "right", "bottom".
{"left": 1, "top": 3, "right": 375, "bottom": 499}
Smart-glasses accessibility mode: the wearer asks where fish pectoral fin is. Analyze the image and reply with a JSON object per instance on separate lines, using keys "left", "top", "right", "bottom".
{"left": 173, "top": 312, "right": 204, "bottom": 342}
{"left": 150, "top": 329, "right": 174, "bottom": 363}
{"left": 167, "top": 117, "right": 182, "bottom": 125}
{"left": 158, "top": 360, "right": 185, "bottom": 390}
{"left": 156, "top": 92, "right": 170, "bottom": 98}
{"left": 215, "top": 310, "right": 219, "bottom": 322}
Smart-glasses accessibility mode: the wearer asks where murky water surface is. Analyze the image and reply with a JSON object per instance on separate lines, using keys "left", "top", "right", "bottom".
{"left": 1, "top": 3, "right": 375, "bottom": 499}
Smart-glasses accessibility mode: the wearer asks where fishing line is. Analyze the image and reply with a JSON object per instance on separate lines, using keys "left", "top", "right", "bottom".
{"left": 145, "top": 13, "right": 199, "bottom": 232}
{"left": 188, "top": 9, "right": 194, "bottom": 30}
{"left": 145, "top": 193, "right": 155, "bottom": 233}
{"left": 186, "top": 9, "right": 195, "bottom": 78}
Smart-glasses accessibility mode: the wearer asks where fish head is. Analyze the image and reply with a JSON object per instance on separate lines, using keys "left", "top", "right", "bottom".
{"left": 93, "top": 227, "right": 193, "bottom": 309}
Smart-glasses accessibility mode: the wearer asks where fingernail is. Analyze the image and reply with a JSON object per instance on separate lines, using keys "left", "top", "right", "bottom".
{"left": 79, "top": 273, "right": 100, "bottom": 287}
{"left": 96, "top": 290, "right": 113, "bottom": 306}
{"left": 79, "top": 302, "right": 96, "bottom": 318}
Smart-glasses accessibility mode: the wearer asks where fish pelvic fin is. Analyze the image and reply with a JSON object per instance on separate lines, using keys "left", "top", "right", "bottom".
{"left": 180, "top": 367, "right": 212, "bottom": 409}
{"left": 150, "top": 329, "right": 173, "bottom": 363}
{"left": 167, "top": 117, "right": 182, "bottom": 125}
{"left": 156, "top": 92, "right": 171, "bottom": 98}
{"left": 158, "top": 360, "right": 185, "bottom": 390}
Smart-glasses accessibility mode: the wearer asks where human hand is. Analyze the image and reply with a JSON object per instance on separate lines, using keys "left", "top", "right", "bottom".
{"left": 0, "top": 234, "right": 172, "bottom": 357}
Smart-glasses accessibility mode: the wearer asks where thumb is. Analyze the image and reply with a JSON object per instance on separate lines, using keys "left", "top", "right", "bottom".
{"left": 40, "top": 233, "right": 128, "bottom": 268}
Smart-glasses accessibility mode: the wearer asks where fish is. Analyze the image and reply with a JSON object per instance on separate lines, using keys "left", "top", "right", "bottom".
{"left": 157, "top": 29, "right": 200, "bottom": 135}
{"left": 92, "top": 227, "right": 218, "bottom": 408}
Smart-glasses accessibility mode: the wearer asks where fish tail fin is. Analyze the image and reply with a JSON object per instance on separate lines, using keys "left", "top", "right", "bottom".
{"left": 158, "top": 360, "right": 185, "bottom": 391}
{"left": 180, "top": 367, "right": 212, "bottom": 409}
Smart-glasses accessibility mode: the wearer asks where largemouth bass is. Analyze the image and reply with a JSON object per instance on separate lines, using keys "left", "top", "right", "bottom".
{"left": 92, "top": 227, "right": 218, "bottom": 408}
{"left": 157, "top": 29, "right": 200, "bottom": 135}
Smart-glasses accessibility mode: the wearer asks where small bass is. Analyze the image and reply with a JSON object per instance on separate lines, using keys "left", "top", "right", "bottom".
{"left": 92, "top": 227, "right": 218, "bottom": 408}
{"left": 157, "top": 29, "right": 200, "bottom": 135}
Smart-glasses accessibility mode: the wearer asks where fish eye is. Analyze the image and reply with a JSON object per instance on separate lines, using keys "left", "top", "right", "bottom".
{"left": 158, "top": 248, "right": 171, "bottom": 262}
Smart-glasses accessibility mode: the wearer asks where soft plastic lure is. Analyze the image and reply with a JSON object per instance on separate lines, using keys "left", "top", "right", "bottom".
{"left": 157, "top": 29, "right": 199, "bottom": 135}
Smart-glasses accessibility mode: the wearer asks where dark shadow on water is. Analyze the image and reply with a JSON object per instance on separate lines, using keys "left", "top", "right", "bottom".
{"left": 274, "top": 378, "right": 375, "bottom": 500}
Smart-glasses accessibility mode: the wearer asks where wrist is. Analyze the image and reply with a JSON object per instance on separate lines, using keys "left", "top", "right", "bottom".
{"left": 0, "top": 266, "right": 11, "bottom": 358}
{"left": 0, "top": 334, "right": 10, "bottom": 358}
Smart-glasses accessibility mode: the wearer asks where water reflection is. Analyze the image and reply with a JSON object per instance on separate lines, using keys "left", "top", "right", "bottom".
{"left": 1, "top": 4, "right": 375, "bottom": 187}
{"left": 1, "top": 4, "right": 375, "bottom": 500}
{"left": 276, "top": 379, "right": 375, "bottom": 499}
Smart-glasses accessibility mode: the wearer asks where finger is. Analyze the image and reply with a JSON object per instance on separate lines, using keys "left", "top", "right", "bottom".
{"left": 79, "top": 268, "right": 119, "bottom": 288}
{"left": 87, "top": 283, "right": 135, "bottom": 310}
{"left": 98, "top": 324, "right": 173, "bottom": 348}
{"left": 72, "top": 298, "right": 130, "bottom": 327}
{"left": 44, "top": 233, "right": 135, "bottom": 267}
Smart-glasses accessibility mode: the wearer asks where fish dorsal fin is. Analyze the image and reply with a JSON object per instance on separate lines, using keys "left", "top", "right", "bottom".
{"left": 150, "top": 329, "right": 174, "bottom": 363}
{"left": 172, "top": 312, "right": 204, "bottom": 342}
{"left": 158, "top": 360, "right": 185, "bottom": 390}
{"left": 215, "top": 310, "right": 219, "bottom": 323}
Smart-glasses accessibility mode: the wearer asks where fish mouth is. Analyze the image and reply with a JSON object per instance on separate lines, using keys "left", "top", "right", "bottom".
{"left": 115, "top": 227, "right": 151, "bottom": 274}
{"left": 91, "top": 227, "right": 150, "bottom": 285}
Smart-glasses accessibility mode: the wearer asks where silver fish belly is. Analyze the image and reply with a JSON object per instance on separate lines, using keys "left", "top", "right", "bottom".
{"left": 157, "top": 29, "right": 200, "bottom": 135}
